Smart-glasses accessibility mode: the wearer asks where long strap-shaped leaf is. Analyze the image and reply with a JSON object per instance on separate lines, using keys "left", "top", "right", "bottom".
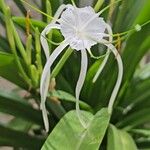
{"left": 0, "top": 124, "right": 44, "bottom": 149}
{"left": 13, "top": 0, "right": 26, "bottom": 15}
{"left": 0, "top": 89, "right": 43, "bottom": 126}
{"left": 116, "top": 108, "right": 150, "bottom": 130}
{"left": 0, "top": 52, "right": 28, "bottom": 89}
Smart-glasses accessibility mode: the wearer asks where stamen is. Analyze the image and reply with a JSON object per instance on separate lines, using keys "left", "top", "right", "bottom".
{"left": 135, "top": 24, "right": 141, "bottom": 32}
{"left": 113, "top": 19, "right": 150, "bottom": 37}
{"left": 87, "top": 48, "right": 108, "bottom": 60}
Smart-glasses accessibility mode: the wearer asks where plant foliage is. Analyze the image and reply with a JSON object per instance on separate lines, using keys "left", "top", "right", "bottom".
{"left": 0, "top": 0, "right": 149, "bottom": 149}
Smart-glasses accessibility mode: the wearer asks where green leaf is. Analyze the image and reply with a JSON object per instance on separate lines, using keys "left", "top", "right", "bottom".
{"left": 0, "top": 52, "right": 27, "bottom": 88}
{"left": 117, "top": 108, "right": 150, "bottom": 130}
{"left": 131, "top": 129, "right": 150, "bottom": 137}
{"left": 123, "top": 25, "right": 150, "bottom": 83}
{"left": 0, "top": 36, "right": 10, "bottom": 51}
{"left": 64, "top": 0, "right": 79, "bottom": 5}
{"left": 0, "top": 89, "right": 43, "bottom": 126}
{"left": 119, "top": 78, "right": 150, "bottom": 112}
{"left": 134, "top": 63, "right": 150, "bottom": 80}
{"left": 81, "top": 58, "right": 106, "bottom": 107}
{"left": 0, "top": 51, "right": 28, "bottom": 89}
{"left": 0, "top": 12, "right": 5, "bottom": 26}
{"left": 12, "top": 17, "right": 46, "bottom": 30}
{"left": 115, "top": 0, "right": 149, "bottom": 31}
{"left": 107, "top": 124, "right": 137, "bottom": 150}
{"left": 7, "top": 118, "right": 32, "bottom": 132}
{"left": 56, "top": 74, "right": 74, "bottom": 94}
{"left": 49, "top": 90, "right": 93, "bottom": 112}
{"left": 42, "top": 108, "right": 110, "bottom": 150}
{"left": 0, "top": 124, "right": 44, "bottom": 149}
{"left": 136, "top": 137, "right": 150, "bottom": 149}
{"left": 13, "top": 0, "right": 26, "bottom": 15}
{"left": 49, "top": 0, "right": 60, "bottom": 15}
{"left": 117, "top": 24, "right": 150, "bottom": 105}
{"left": 113, "top": 0, "right": 150, "bottom": 106}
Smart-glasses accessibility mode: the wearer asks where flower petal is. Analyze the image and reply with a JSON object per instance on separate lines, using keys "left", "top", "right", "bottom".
{"left": 53, "top": 4, "right": 72, "bottom": 23}
{"left": 41, "top": 103, "right": 49, "bottom": 132}
{"left": 41, "top": 24, "right": 60, "bottom": 59}
{"left": 40, "top": 41, "right": 68, "bottom": 132}
{"left": 93, "top": 23, "right": 113, "bottom": 83}
{"left": 100, "top": 39, "right": 123, "bottom": 114}
{"left": 41, "top": 4, "right": 72, "bottom": 59}
{"left": 75, "top": 49, "right": 88, "bottom": 128}
{"left": 40, "top": 4, "right": 72, "bottom": 132}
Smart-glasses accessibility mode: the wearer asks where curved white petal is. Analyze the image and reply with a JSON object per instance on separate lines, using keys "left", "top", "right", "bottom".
{"left": 40, "top": 4, "right": 71, "bottom": 132}
{"left": 93, "top": 23, "right": 113, "bottom": 83}
{"left": 41, "top": 104, "right": 49, "bottom": 132}
{"left": 75, "top": 50, "right": 88, "bottom": 128}
{"left": 100, "top": 39, "right": 123, "bottom": 114}
{"left": 53, "top": 4, "right": 72, "bottom": 23}
{"left": 40, "top": 41, "right": 68, "bottom": 132}
{"left": 40, "top": 4, "right": 72, "bottom": 59}
{"left": 40, "top": 24, "right": 60, "bottom": 59}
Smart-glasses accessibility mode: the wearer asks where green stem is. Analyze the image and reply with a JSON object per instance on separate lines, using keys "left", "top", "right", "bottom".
{"left": 113, "top": 20, "right": 150, "bottom": 37}
{"left": 30, "top": 65, "right": 39, "bottom": 88}
{"left": 12, "top": 23, "right": 28, "bottom": 65}
{"left": 21, "top": 0, "right": 53, "bottom": 19}
{"left": 71, "top": 0, "right": 76, "bottom": 6}
{"left": 0, "top": 0, "right": 7, "bottom": 13}
{"left": 98, "top": 0, "right": 122, "bottom": 15}
{"left": 12, "top": 17, "right": 46, "bottom": 29}
{"left": 108, "top": 0, "right": 116, "bottom": 20}
{"left": 46, "top": 0, "right": 52, "bottom": 23}
{"left": 51, "top": 47, "right": 73, "bottom": 78}
{"left": 5, "top": 7, "right": 31, "bottom": 86}
{"left": 26, "top": 34, "right": 32, "bottom": 65}
{"left": 46, "top": 0, "right": 53, "bottom": 53}
{"left": 94, "top": 0, "right": 104, "bottom": 12}
{"left": 35, "top": 27, "right": 43, "bottom": 74}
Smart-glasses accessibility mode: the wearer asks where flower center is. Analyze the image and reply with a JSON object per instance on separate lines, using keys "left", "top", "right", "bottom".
{"left": 59, "top": 6, "right": 106, "bottom": 50}
{"left": 76, "top": 29, "right": 85, "bottom": 39}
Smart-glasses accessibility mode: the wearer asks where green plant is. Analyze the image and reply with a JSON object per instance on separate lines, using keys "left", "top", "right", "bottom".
{"left": 0, "top": 0, "right": 150, "bottom": 149}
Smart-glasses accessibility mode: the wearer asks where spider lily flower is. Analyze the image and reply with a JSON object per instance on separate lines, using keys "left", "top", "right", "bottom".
{"left": 40, "top": 4, "right": 123, "bottom": 132}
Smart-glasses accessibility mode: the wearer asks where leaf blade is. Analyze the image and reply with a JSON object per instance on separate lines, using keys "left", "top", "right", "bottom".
{"left": 42, "top": 108, "right": 110, "bottom": 150}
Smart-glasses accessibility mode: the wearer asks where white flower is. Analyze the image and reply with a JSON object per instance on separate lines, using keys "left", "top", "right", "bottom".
{"left": 59, "top": 6, "right": 107, "bottom": 50}
{"left": 40, "top": 4, "right": 123, "bottom": 132}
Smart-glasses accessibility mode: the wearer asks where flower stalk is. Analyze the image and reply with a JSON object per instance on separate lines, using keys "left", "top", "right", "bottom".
{"left": 26, "top": 34, "right": 32, "bottom": 65}
{"left": 12, "top": 23, "right": 29, "bottom": 65}
{"left": 94, "top": 0, "right": 104, "bottom": 12}
{"left": 4, "top": 6, "right": 32, "bottom": 86}
{"left": 35, "top": 27, "right": 43, "bottom": 74}
{"left": 51, "top": 47, "right": 73, "bottom": 78}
